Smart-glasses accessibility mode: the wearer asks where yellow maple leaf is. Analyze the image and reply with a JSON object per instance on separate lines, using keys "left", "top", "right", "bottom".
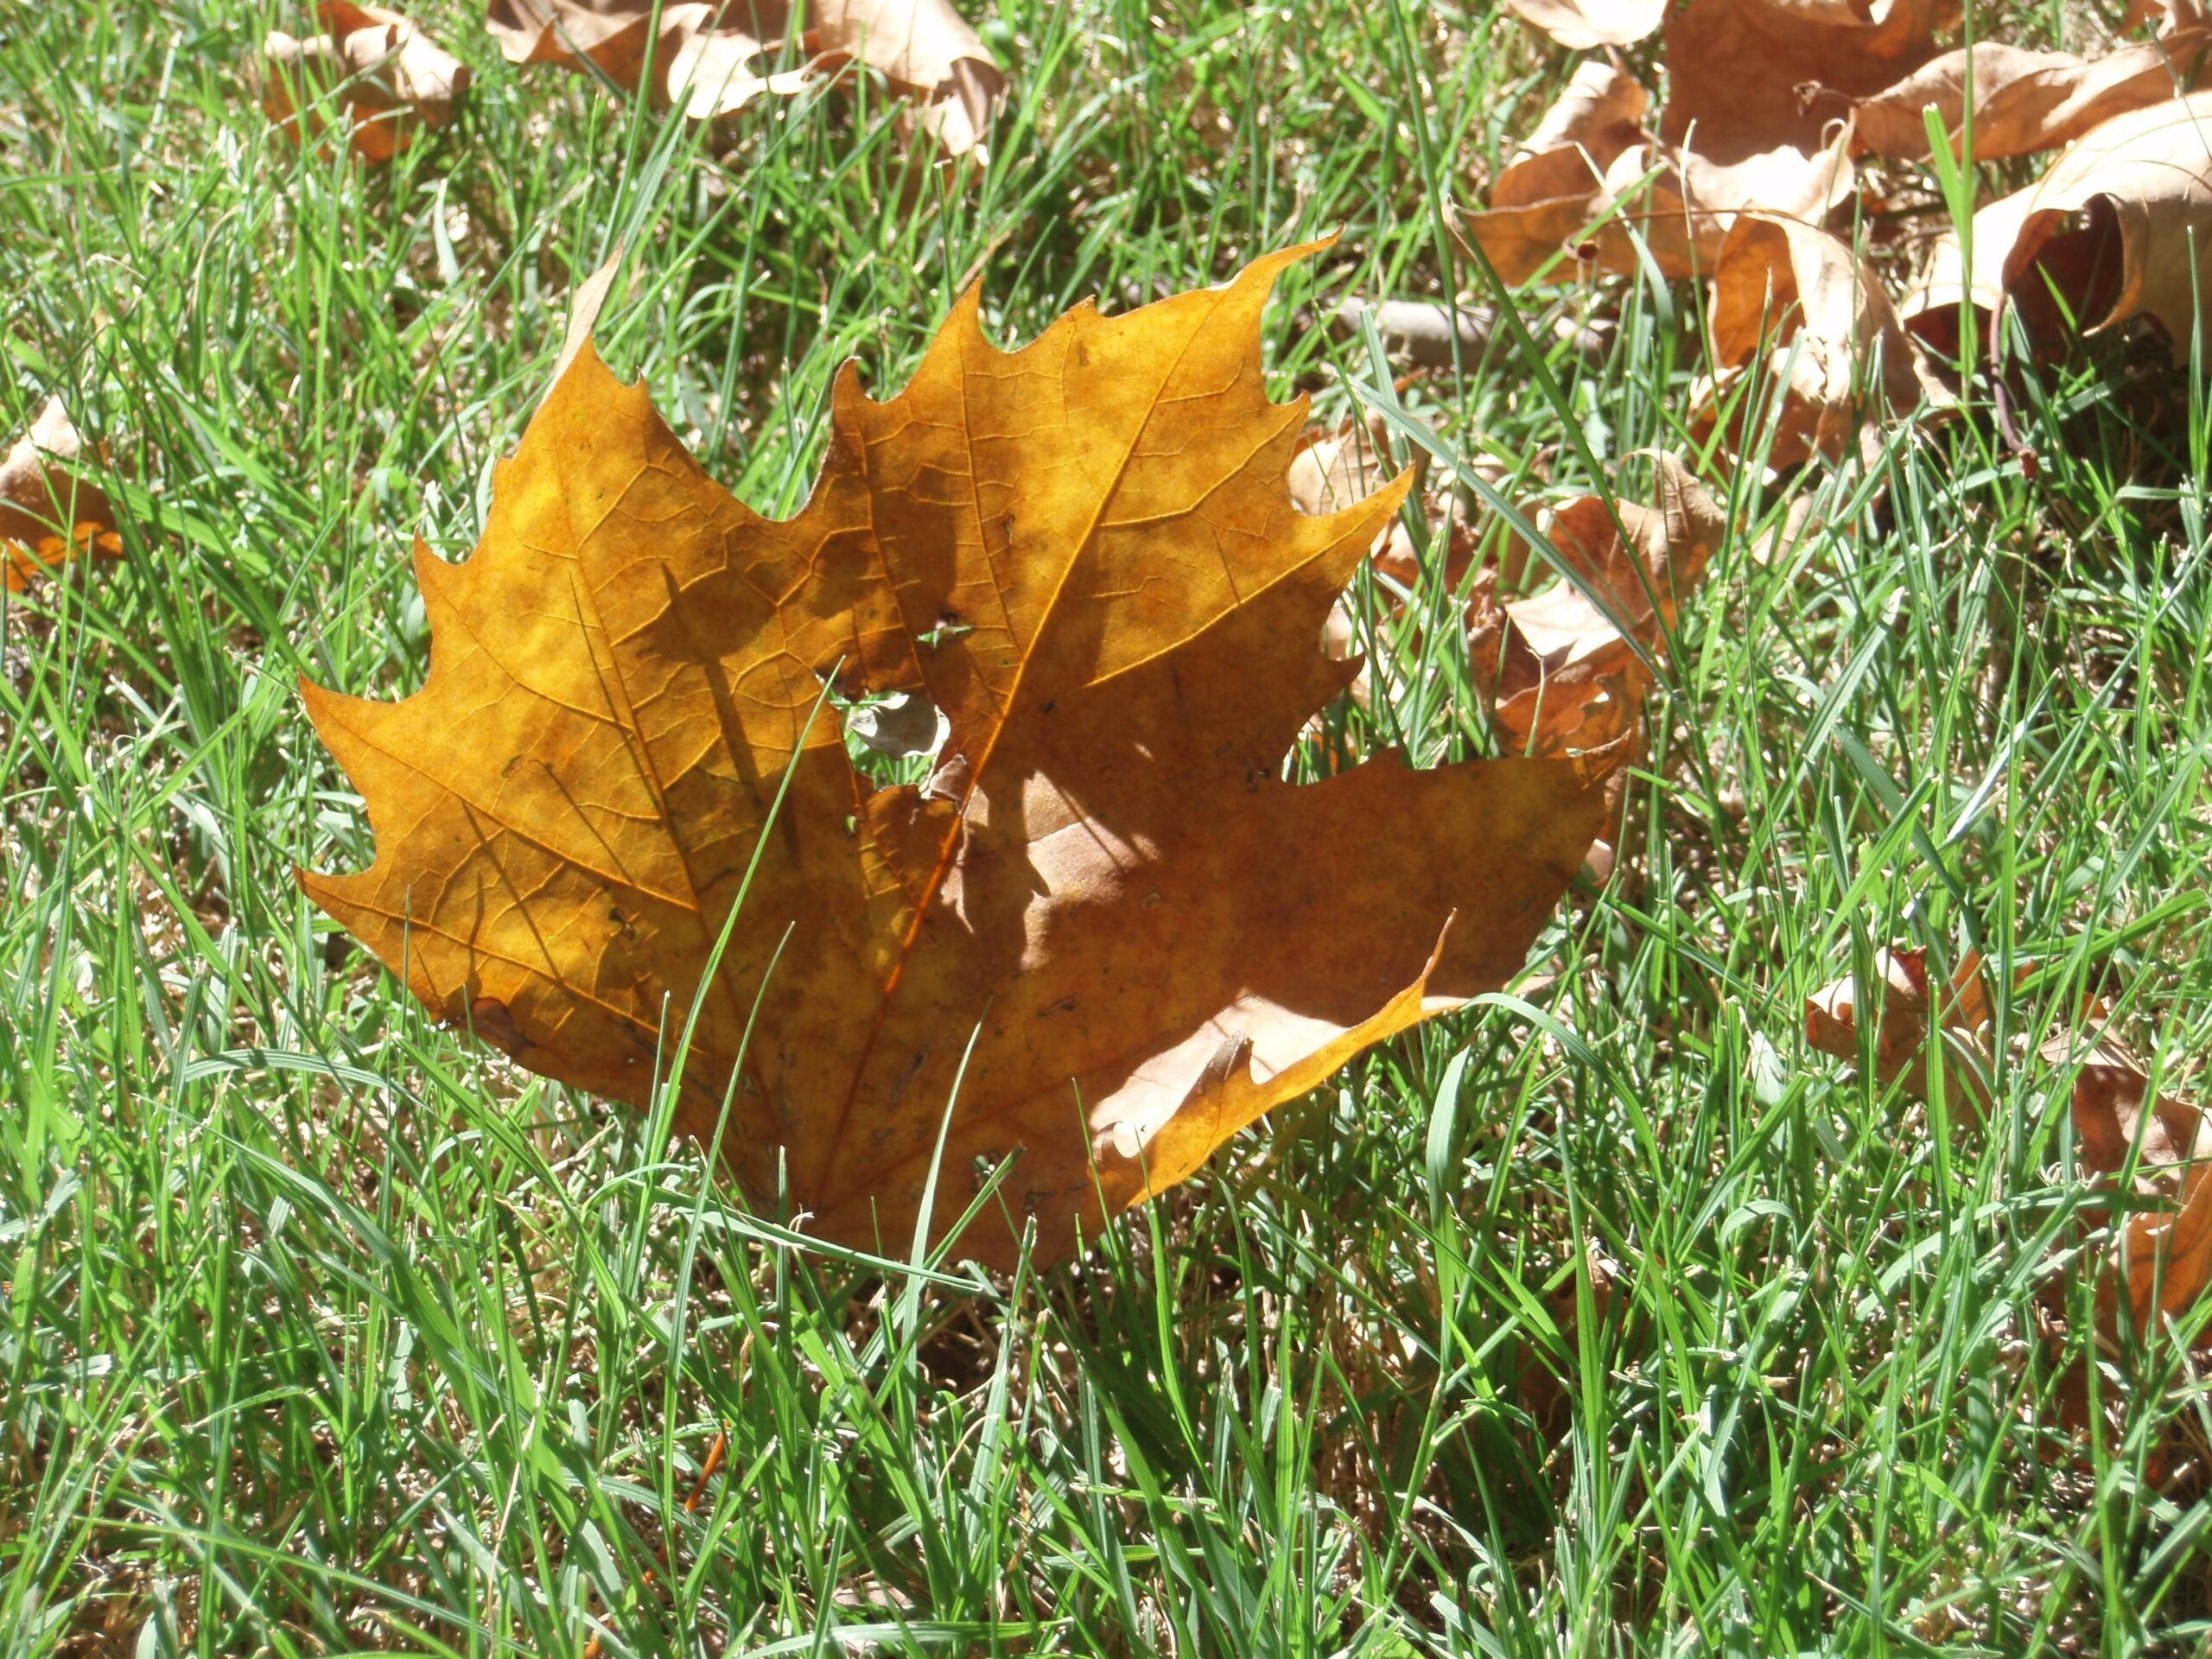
{"left": 302, "top": 244, "right": 1612, "bottom": 1266}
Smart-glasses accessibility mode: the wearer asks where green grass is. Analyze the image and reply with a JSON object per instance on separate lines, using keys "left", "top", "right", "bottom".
{"left": 6, "top": 0, "right": 2212, "bottom": 1653}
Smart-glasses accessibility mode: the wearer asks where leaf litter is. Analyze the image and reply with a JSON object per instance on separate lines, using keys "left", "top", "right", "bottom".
{"left": 484, "top": 0, "right": 1004, "bottom": 156}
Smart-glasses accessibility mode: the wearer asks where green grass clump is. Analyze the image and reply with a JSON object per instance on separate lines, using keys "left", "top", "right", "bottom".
{"left": 5, "top": 1, "right": 2212, "bottom": 1653}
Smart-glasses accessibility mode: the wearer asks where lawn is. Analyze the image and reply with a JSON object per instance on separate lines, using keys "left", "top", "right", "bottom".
{"left": 6, "top": 0, "right": 2212, "bottom": 1653}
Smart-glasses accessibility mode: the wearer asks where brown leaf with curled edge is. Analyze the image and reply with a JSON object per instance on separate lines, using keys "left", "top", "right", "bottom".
{"left": 299, "top": 244, "right": 1616, "bottom": 1268}
{"left": 1586, "top": 128, "right": 1856, "bottom": 280}
{"left": 264, "top": 2, "right": 471, "bottom": 162}
{"left": 1692, "top": 213, "right": 1948, "bottom": 469}
{"left": 1803, "top": 944, "right": 1993, "bottom": 1112}
{"left": 484, "top": 0, "right": 1003, "bottom": 156}
{"left": 1468, "top": 456, "right": 1719, "bottom": 879}
{"left": 1899, "top": 92, "right": 2212, "bottom": 356}
{"left": 1462, "top": 63, "right": 1857, "bottom": 287}
{"left": 1840, "top": 35, "right": 2206, "bottom": 162}
{"left": 1897, "top": 226, "right": 1997, "bottom": 359}
{"left": 1503, "top": 0, "right": 1667, "bottom": 51}
{"left": 1660, "top": 0, "right": 1948, "bottom": 166}
{"left": 3, "top": 398, "right": 121, "bottom": 594}
{"left": 2042, "top": 1033, "right": 2212, "bottom": 1337}
{"left": 1475, "top": 453, "right": 1724, "bottom": 751}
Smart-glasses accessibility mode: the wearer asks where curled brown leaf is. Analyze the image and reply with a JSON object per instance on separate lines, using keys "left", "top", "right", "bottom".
{"left": 1660, "top": 0, "right": 1948, "bottom": 165}
{"left": 1473, "top": 454, "right": 1723, "bottom": 764}
{"left": 1841, "top": 35, "right": 2206, "bottom": 162}
{"left": 2040, "top": 1033, "right": 2212, "bottom": 1338}
{"left": 1586, "top": 130, "right": 1856, "bottom": 280}
{"left": 1503, "top": 0, "right": 1668, "bottom": 50}
{"left": 1461, "top": 63, "right": 1649, "bottom": 285}
{"left": 1802, "top": 944, "right": 1993, "bottom": 1112}
{"left": 1904, "top": 92, "right": 2212, "bottom": 353}
{"left": 1693, "top": 213, "right": 1948, "bottom": 468}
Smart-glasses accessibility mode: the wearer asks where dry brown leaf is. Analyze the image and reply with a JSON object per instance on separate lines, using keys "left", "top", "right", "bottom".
{"left": 1461, "top": 63, "right": 1650, "bottom": 285}
{"left": 1293, "top": 417, "right": 1427, "bottom": 683}
{"left": 1896, "top": 226, "right": 1999, "bottom": 358}
{"left": 301, "top": 245, "right": 1615, "bottom": 1268}
{"left": 1503, "top": 0, "right": 1667, "bottom": 49}
{"left": 484, "top": 0, "right": 1003, "bottom": 156}
{"left": 1661, "top": 0, "right": 1948, "bottom": 165}
{"left": 1295, "top": 416, "right": 1535, "bottom": 712}
{"left": 1842, "top": 36, "right": 2206, "bottom": 162}
{"left": 1802, "top": 944, "right": 1993, "bottom": 1110}
{"left": 2040, "top": 1033, "right": 2212, "bottom": 1336}
{"left": 264, "top": 2, "right": 471, "bottom": 162}
{"left": 2127, "top": 0, "right": 2210, "bottom": 46}
{"left": 1472, "top": 454, "right": 1721, "bottom": 766}
{"left": 1464, "top": 62, "right": 1857, "bottom": 285}
{"left": 1902, "top": 91, "right": 2212, "bottom": 353}
{"left": 1692, "top": 212, "right": 1948, "bottom": 468}
{"left": 1586, "top": 129, "right": 1857, "bottom": 280}
{"left": 2, "top": 398, "right": 121, "bottom": 594}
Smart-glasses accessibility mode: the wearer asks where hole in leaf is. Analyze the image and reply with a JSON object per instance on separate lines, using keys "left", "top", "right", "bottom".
{"left": 833, "top": 686, "right": 950, "bottom": 787}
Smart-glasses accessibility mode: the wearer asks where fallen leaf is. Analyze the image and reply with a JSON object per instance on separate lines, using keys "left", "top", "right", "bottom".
{"left": 263, "top": 1, "right": 471, "bottom": 162}
{"left": 1901, "top": 91, "right": 2212, "bottom": 352}
{"left": 1295, "top": 415, "right": 1534, "bottom": 710}
{"left": 1660, "top": 0, "right": 1948, "bottom": 165}
{"left": 1294, "top": 422, "right": 1398, "bottom": 690}
{"left": 484, "top": 0, "right": 1003, "bottom": 156}
{"left": 2, "top": 398, "right": 121, "bottom": 594}
{"left": 1692, "top": 212, "right": 1948, "bottom": 468}
{"left": 1470, "top": 454, "right": 1720, "bottom": 816}
{"left": 1463, "top": 63, "right": 1858, "bottom": 286}
{"left": 1503, "top": 0, "right": 1667, "bottom": 49}
{"left": 1841, "top": 35, "right": 2206, "bottom": 162}
{"left": 1802, "top": 944, "right": 1993, "bottom": 1110}
{"left": 2126, "top": 0, "right": 2209, "bottom": 46}
{"left": 2041, "top": 1033, "right": 2212, "bottom": 1336}
{"left": 1896, "top": 226, "right": 2000, "bottom": 358}
{"left": 1586, "top": 129, "right": 1856, "bottom": 280}
{"left": 1461, "top": 62, "right": 1649, "bottom": 285}
{"left": 1807, "top": 946, "right": 2212, "bottom": 1338}
{"left": 302, "top": 245, "right": 1615, "bottom": 1268}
